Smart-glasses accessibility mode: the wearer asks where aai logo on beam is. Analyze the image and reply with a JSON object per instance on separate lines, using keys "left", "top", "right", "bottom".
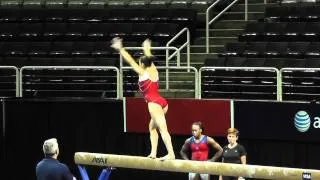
{"left": 91, "top": 156, "right": 108, "bottom": 165}
{"left": 294, "top": 111, "right": 320, "bottom": 133}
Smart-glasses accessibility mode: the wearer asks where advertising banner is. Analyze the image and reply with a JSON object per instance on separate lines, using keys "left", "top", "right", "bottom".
{"left": 125, "top": 98, "right": 231, "bottom": 136}
{"left": 234, "top": 101, "right": 320, "bottom": 142}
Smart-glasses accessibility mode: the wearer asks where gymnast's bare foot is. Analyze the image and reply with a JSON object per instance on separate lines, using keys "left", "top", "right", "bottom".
{"left": 159, "top": 154, "right": 175, "bottom": 161}
{"left": 147, "top": 153, "right": 156, "bottom": 159}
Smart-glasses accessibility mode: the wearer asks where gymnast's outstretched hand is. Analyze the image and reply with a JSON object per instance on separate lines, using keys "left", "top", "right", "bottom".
{"left": 110, "top": 37, "right": 123, "bottom": 51}
{"left": 142, "top": 38, "right": 152, "bottom": 56}
{"left": 142, "top": 38, "right": 151, "bottom": 49}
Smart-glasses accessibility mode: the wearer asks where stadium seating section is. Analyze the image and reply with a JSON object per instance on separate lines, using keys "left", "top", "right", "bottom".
{"left": 203, "top": 1, "right": 320, "bottom": 101}
{"left": 0, "top": 2, "right": 198, "bottom": 98}
{"left": 0, "top": 0, "right": 320, "bottom": 101}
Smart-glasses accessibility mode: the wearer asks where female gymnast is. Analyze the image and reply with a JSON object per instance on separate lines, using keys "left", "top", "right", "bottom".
{"left": 111, "top": 37, "right": 175, "bottom": 160}
{"left": 180, "top": 121, "right": 223, "bottom": 180}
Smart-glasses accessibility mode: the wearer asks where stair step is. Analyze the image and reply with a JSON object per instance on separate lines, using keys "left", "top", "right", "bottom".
{"left": 238, "top": 0, "right": 279, "bottom": 4}
{"left": 156, "top": 60, "right": 203, "bottom": 68}
{"left": 220, "top": 12, "right": 265, "bottom": 21}
{"left": 159, "top": 76, "right": 196, "bottom": 81}
{"left": 229, "top": 3, "right": 271, "bottom": 12}
{"left": 196, "top": 13, "right": 207, "bottom": 28}
{"left": 196, "top": 13, "right": 260, "bottom": 28}
{"left": 190, "top": 45, "right": 225, "bottom": 54}
{"left": 159, "top": 83, "right": 195, "bottom": 89}
{"left": 159, "top": 71, "right": 196, "bottom": 76}
{"left": 189, "top": 53, "right": 218, "bottom": 62}
{"left": 195, "top": 0, "right": 275, "bottom": 27}
{"left": 194, "top": 36, "right": 238, "bottom": 45}
{"left": 195, "top": 28, "right": 244, "bottom": 37}
{"left": 211, "top": 20, "right": 253, "bottom": 29}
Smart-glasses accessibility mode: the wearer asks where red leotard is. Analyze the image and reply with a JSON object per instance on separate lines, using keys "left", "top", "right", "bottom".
{"left": 138, "top": 72, "right": 168, "bottom": 108}
{"left": 190, "top": 136, "right": 209, "bottom": 161}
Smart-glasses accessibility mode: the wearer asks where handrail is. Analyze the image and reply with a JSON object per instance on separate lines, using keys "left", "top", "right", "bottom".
{"left": 0, "top": 66, "right": 19, "bottom": 97}
{"left": 120, "top": 47, "right": 180, "bottom": 68}
{"left": 277, "top": 67, "right": 282, "bottom": 101}
{"left": 122, "top": 66, "right": 199, "bottom": 99}
{"left": 166, "top": 28, "right": 190, "bottom": 68}
{"left": 199, "top": 67, "right": 280, "bottom": 100}
{"left": 245, "top": 0, "right": 248, "bottom": 21}
{"left": 120, "top": 46, "right": 180, "bottom": 95}
{"left": 20, "top": 66, "right": 120, "bottom": 99}
{"left": 206, "top": 0, "right": 240, "bottom": 53}
{"left": 205, "top": 0, "right": 224, "bottom": 54}
{"left": 280, "top": 68, "right": 320, "bottom": 71}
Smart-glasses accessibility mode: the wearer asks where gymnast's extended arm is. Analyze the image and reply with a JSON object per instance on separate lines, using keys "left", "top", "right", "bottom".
{"left": 110, "top": 37, "right": 144, "bottom": 76}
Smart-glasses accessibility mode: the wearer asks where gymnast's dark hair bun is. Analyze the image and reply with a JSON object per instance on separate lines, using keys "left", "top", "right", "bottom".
{"left": 139, "top": 56, "right": 157, "bottom": 67}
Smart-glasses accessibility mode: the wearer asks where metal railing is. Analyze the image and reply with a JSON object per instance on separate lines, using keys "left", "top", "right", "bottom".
{"left": 119, "top": 47, "right": 180, "bottom": 95}
{"left": 245, "top": 0, "right": 248, "bottom": 21}
{"left": 0, "top": 66, "right": 19, "bottom": 97}
{"left": 121, "top": 66, "right": 199, "bottom": 99}
{"left": 206, "top": 0, "right": 240, "bottom": 53}
{"left": 199, "top": 67, "right": 281, "bottom": 100}
{"left": 280, "top": 68, "right": 320, "bottom": 101}
{"left": 166, "top": 28, "right": 190, "bottom": 68}
{"left": 2, "top": 65, "right": 320, "bottom": 102}
{"left": 20, "top": 66, "right": 120, "bottom": 99}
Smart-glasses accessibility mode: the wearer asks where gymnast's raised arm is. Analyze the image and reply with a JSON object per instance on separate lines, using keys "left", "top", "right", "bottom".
{"left": 142, "top": 38, "right": 153, "bottom": 57}
{"left": 110, "top": 37, "right": 145, "bottom": 76}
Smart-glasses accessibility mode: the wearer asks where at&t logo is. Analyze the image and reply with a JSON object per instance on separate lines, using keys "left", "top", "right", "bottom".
{"left": 294, "top": 111, "right": 320, "bottom": 132}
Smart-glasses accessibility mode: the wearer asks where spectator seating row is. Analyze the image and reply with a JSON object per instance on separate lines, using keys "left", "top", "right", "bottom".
{"left": 219, "top": 42, "right": 320, "bottom": 59}
{"left": 205, "top": 56, "right": 320, "bottom": 68}
{"left": 21, "top": 68, "right": 118, "bottom": 98}
{"left": 0, "top": 40, "right": 169, "bottom": 57}
{"left": 0, "top": 41, "right": 115, "bottom": 57}
{"left": 0, "top": 40, "right": 171, "bottom": 67}
{"left": 282, "top": 69, "right": 320, "bottom": 101}
{"left": 0, "top": 7, "right": 196, "bottom": 44}
{"left": 201, "top": 69, "right": 278, "bottom": 100}
{"left": 201, "top": 67, "right": 320, "bottom": 101}
{"left": 0, "top": 0, "right": 214, "bottom": 10}
{"left": 263, "top": 5, "right": 320, "bottom": 22}
{"left": 280, "top": 0, "right": 320, "bottom": 5}
{"left": 0, "top": 22, "right": 180, "bottom": 43}
{"left": 239, "top": 22, "right": 320, "bottom": 42}
{"left": 0, "top": 56, "right": 120, "bottom": 67}
{"left": 0, "top": 8, "right": 196, "bottom": 26}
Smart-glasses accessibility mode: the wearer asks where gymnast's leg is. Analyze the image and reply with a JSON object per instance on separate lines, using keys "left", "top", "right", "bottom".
{"left": 189, "top": 173, "right": 197, "bottom": 180}
{"left": 148, "top": 102, "right": 175, "bottom": 160}
{"left": 148, "top": 118, "right": 158, "bottom": 159}
{"left": 199, "top": 174, "right": 210, "bottom": 180}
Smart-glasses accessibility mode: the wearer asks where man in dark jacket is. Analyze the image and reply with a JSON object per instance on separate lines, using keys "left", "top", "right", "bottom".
{"left": 36, "top": 138, "right": 76, "bottom": 180}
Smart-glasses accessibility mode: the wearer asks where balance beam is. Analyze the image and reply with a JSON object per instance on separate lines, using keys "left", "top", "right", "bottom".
{"left": 75, "top": 152, "right": 320, "bottom": 180}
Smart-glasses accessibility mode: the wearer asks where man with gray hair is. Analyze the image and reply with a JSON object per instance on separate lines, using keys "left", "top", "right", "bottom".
{"left": 36, "top": 138, "right": 76, "bottom": 180}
